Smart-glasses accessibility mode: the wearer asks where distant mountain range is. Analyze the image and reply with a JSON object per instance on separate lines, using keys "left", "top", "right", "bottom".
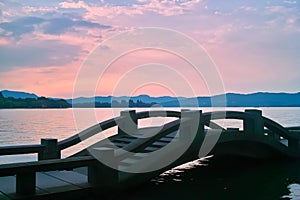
{"left": 0, "top": 90, "right": 69, "bottom": 108}
{"left": 1, "top": 90, "right": 300, "bottom": 107}
{"left": 71, "top": 92, "right": 300, "bottom": 107}
{"left": 1, "top": 90, "right": 38, "bottom": 99}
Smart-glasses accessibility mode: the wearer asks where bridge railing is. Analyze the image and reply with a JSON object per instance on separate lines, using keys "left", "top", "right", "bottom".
{"left": 0, "top": 156, "right": 96, "bottom": 195}
{"left": 0, "top": 144, "right": 44, "bottom": 156}
{"left": 58, "top": 110, "right": 181, "bottom": 150}
{"left": 202, "top": 109, "right": 300, "bottom": 153}
{"left": 0, "top": 148, "right": 123, "bottom": 196}
{"left": 0, "top": 109, "right": 299, "bottom": 160}
{"left": 0, "top": 110, "right": 183, "bottom": 196}
{"left": 286, "top": 126, "right": 300, "bottom": 131}
{"left": 0, "top": 110, "right": 182, "bottom": 160}
{"left": 0, "top": 139, "right": 61, "bottom": 160}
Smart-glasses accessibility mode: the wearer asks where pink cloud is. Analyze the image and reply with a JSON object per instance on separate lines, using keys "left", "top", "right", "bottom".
{"left": 239, "top": 6, "right": 257, "bottom": 12}
{"left": 265, "top": 6, "right": 294, "bottom": 14}
{"left": 22, "top": 6, "right": 57, "bottom": 13}
{"left": 139, "top": 0, "right": 202, "bottom": 15}
{"left": 205, "top": 38, "right": 300, "bottom": 94}
{"left": 59, "top": 1, "right": 143, "bottom": 19}
{"left": 192, "top": 24, "right": 234, "bottom": 49}
{"left": 59, "top": 1, "right": 87, "bottom": 9}
{"left": 59, "top": 0, "right": 201, "bottom": 20}
{"left": 92, "top": 49, "right": 210, "bottom": 97}
{"left": 135, "top": 0, "right": 185, "bottom": 16}
{"left": 0, "top": 38, "right": 10, "bottom": 45}
{"left": 0, "top": 63, "right": 80, "bottom": 98}
{"left": 1, "top": 0, "right": 299, "bottom": 97}
{"left": 30, "top": 30, "right": 99, "bottom": 52}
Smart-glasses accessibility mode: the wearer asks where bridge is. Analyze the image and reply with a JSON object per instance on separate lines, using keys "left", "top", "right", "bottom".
{"left": 0, "top": 109, "right": 299, "bottom": 199}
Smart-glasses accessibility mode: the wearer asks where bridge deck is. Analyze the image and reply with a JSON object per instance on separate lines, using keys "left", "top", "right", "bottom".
{"left": 0, "top": 171, "right": 91, "bottom": 199}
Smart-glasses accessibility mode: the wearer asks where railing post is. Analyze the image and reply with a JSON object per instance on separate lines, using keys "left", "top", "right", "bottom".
{"left": 38, "top": 138, "right": 60, "bottom": 160}
{"left": 88, "top": 147, "right": 118, "bottom": 187}
{"left": 118, "top": 110, "right": 137, "bottom": 136}
{"left": 16, "top": 172, "right": 36, "bottom": 195}
{"left": 180, "top": 110, "right": 203, "bottom": 143}
{"left": 243, "top": 109, "right": 264, "bottom": 136}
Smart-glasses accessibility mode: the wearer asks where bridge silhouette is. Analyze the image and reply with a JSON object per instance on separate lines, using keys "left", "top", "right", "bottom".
{"left": 0, "top": 109, "right": 299, "bottom": 199}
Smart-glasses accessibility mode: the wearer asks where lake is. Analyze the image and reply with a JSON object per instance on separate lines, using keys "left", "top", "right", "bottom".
{"left": 0, "top": 107, "right": 300, "bottom": 199}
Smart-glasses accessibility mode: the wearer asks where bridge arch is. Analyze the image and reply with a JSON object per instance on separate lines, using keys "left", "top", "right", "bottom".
{"left": 1, "top": 109, "right": 300, "bottom": 198}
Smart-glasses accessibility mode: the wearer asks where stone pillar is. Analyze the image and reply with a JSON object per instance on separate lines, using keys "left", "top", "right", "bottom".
{"left": 16, "top": 172, "right": 36, "bottom": 195}
{"left": 88, "top": 147, "right": 118, "bottom": 187}
{"left": 38, "top": 138, "right": 60, "bottom": 160}
{"left": 243, "top": 109, "right": 264, "bottom": 136}
{"left": 118, "top": 110, "right": 137, "bottom": 136}
{"left": 179, "top": 110, "right": 203, "bottom": 143}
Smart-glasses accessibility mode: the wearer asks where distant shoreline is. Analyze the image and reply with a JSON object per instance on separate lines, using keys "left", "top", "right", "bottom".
{"left": 1, "top": 90, "right": 300, "bottom": 108}
{"left": 1, "top": 106, "right": 300, "bottom": 109}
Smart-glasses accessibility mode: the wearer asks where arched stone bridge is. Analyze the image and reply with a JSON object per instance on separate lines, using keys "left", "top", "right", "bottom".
{"left": 0, "top": 109, "right": 299, "bottom": 199}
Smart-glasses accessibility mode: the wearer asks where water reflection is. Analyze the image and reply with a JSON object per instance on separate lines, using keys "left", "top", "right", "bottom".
{"left": 120, "top": 156, "right": 300, "bottom": 200}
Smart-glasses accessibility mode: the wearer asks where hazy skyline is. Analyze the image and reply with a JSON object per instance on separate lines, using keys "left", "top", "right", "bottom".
{"left": 0, "top": 0, "right": 299, "bottom": 98}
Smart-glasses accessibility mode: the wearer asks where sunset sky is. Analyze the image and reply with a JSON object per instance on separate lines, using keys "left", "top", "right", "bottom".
{"left": 0, "top": 0, "right": 299, "bottom": 98}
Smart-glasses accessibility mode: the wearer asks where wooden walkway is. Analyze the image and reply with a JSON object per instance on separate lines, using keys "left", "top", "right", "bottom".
{"left": 0, "top": 109, "right": 300, "bottom": 199}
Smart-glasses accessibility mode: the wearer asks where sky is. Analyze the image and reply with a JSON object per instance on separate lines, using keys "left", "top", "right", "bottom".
{"left": 0, "top": 0, "right": 299, "bottom": 98}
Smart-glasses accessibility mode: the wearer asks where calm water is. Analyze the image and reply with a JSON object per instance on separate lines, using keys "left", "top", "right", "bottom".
{"left": 0, "top": 107, "right": 300, "bottom": 199}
